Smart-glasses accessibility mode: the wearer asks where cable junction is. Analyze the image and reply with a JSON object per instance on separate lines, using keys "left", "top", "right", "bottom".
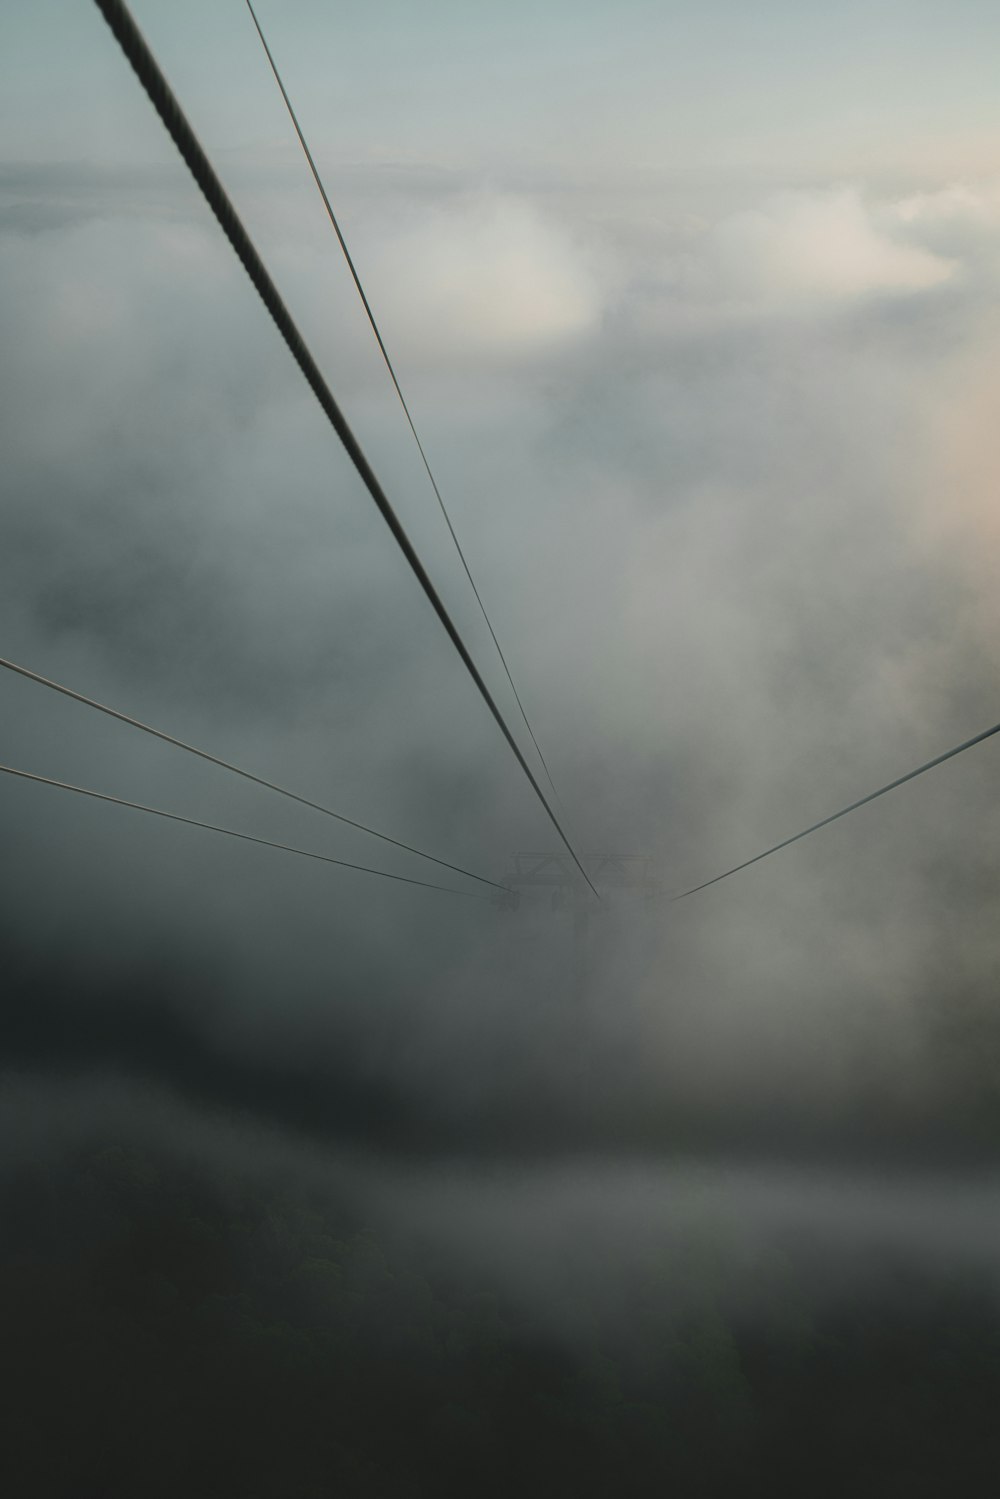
{"left": 91, "top": 0, "right": 598, "bottom": 900}
{"left": 0, "top": 762, "right": 489, "bottom": 899}
{"left": 0, "top": 654, "right": 505, "bottom": 892}
{"left": 244, "top": 0, "right": 561, "bottom": 805}
{"left": 675, "top": 719, "right": 1000, "bottom": 900}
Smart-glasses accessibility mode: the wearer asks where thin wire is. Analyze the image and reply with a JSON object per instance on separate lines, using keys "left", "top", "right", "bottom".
{"left": 675, "top": 720, "right": 1000, "bottom": 900}
{"left": 244, "top": 0, "right": 561, "bottom": 804}
{"left": 0, "top": 762, "right": 489, "bottom": 899}
{"left": 0, "top": 654, "right": 505, "bottom": 892}
{"left": 91, "top": 0, "right": 598, "bottom": 900}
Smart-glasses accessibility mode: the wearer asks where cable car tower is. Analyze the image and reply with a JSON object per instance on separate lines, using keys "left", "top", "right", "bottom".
{"left": 494, "top": 852, "right": 660, "bottom": 1004}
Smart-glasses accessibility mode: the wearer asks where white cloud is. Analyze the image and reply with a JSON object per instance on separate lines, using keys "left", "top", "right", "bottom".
{"left": 891, "top": 181, "right": 1000, "bottom": 229}
{"left": 710, "top": 186, "right": 954, "bottom": 302}
{"left": 362, "top": 193, "right": 602, "bottom": 358}
{"left": 884, "top": 182, "right": 1000, "bottom": 269}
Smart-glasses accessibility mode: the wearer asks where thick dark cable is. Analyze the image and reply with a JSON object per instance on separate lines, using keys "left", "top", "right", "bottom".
{"left": 91, "top": 0, "right": 597, "bottom": 899}
{"left": 244, "top": 0, "right": 561, "bottom": 804}
{"left": 0, "top": 763, "right": 488, "bottom": 899}
{"left": 675, "top": 720, "right": 1000, "bottom": 900}
{"left": 0, "top": 654, "right": 504, "bottom": 892}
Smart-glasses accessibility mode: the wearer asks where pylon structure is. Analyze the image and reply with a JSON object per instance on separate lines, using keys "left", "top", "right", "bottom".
{"left": 494, "top": 853, "right": 660, "bottom": 1009}
{"left": 493, "top": 853, "right": 660, "bottom": 911}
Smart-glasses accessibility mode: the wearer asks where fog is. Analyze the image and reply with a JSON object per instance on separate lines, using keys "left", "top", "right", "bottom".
{"left": 3, "top": 14, "right": 1000, "bottom": 1475}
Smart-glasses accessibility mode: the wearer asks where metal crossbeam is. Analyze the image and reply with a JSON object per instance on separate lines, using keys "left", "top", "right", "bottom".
{"left": 495, "top": 853, "right": 659, "bottom": 908}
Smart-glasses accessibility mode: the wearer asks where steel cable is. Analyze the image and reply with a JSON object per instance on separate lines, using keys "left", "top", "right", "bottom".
{"left": 0, "top": 655, "right": 505, "bottom": 891}
{"left": 91, "top": 0, "right": 597, "bottom": 899}
{"left": 244, "top": 0, "right": 561, "bottom": 804}
{"left": 675, "top": 720, "right": 1000, "bottom": 899}
{"left": 0, "top": 762, "right": 490, "bottom": 899}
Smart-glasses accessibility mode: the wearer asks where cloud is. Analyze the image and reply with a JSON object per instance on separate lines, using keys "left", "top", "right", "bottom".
{"left": 709, "top": 186, "right": 955, "bottom": 303}
{"left": 610, "top": 184, "right": 967, "bottom": 344}
{"left": 2, "top": 153, "right": 1000, "bottom": 1166}
{"left": 891, "top": 181, "right": 1000, "bottom": 231}
{"left": 361, "top": 192, "right": 603, "bottom": 357}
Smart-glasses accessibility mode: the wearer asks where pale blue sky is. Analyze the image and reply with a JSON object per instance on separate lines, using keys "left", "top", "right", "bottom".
{"left": 4, "top": 1, "right": 1000, "bottom": 184}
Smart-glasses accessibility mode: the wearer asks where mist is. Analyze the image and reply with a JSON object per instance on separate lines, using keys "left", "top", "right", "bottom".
{"left": 3, "top": 2, "right": 1000, "bottom": 1493}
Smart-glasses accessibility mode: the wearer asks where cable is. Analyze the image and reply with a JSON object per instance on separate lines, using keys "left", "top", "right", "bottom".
{"left": 91, "top": 0, "right": 598, "bottom": 900}
{"left": 0, "top": 654, "right": 505, "bottom": 892}
{"left": 675, "top": 719, "right": 1000, "bottom": 900}
{"left": 244, "top": 0, "right": 561, "bottom": 803}
{"left": 0, "top": 762, "right": 489, "bottom": 899}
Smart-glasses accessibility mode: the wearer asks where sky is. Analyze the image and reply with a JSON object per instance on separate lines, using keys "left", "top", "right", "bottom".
{"left": 3, "top": 0, "right": 1000, "bottom": 1295}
